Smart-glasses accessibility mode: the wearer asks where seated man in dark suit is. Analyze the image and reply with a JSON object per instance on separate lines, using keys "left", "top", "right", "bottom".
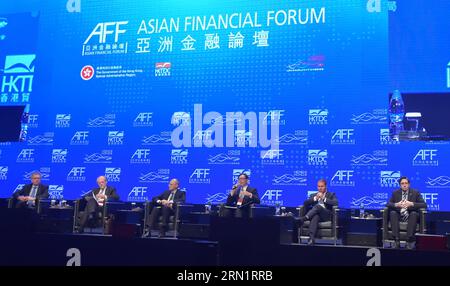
{"left": 78, "top": 176, "right": 119, "bottom": 233}
{"left": 296, "top": 179, "right": 338, "bottom": 245}
{"left": 144, "top": 178, "right": 186, "bottom": 237}
{"left": 387, "top": 176, "right": 427, "bottom": 249}
{"left": 13, "top": 172, "right": 49, "bottom": 208}
{"left": 223, "top": 173, "right": 260, "bottom": 218}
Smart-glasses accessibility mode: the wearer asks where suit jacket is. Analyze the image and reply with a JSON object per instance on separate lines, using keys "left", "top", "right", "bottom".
{"left": 84, "top": 186, "right": 120, "bottom": 202}
{"left": 152, "top": 189, "right": 186, "bottom": 206}
{"left": 13, "top": 184, "right": 49, "bottom": 200}
{"left": 304, "top": 191, "right": 338, "bottom": 211}
{"left": 226, "top": 186, "right": 260, "bottom": 207}
{"left": 387, "top": 188, "right": 427, "bottom": 211}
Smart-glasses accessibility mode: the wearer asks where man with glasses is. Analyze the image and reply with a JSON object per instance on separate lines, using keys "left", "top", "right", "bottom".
{"left": 12, "top": 172, "right": 49, "bottom": 208}
{"left": 223, "top": 173, "right": 260, "bottom": 218}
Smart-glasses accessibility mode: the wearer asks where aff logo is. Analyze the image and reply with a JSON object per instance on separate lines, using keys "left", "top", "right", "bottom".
{"left": 128, "top": 187, "right": 148, "bottom": 202}
{"left": 331, "top": 170, "right": 355, "bottom": 187}
{"left": 412, "top": 149, "right": 438, "bottom": 166}
{"left": 70, "top": 131, "right": 89, "bottom": 145}
{"left": 108, "top": 131, "right": 124, "bottom": 145}
{"left": 189, "top": 169, "right": 211, "bottom": 184}
{"left": 28, "top": 114, "right": 39, "bottom": 128}
{"left": 66, "top": 0, "right": 81, "bottom": 13}
{"left": 367, "top": 0, "right": 381, "bottom": 13}
{"left": 263, "top": 110, "right": 286, "bottom": 126}
{"left": 105, "top": 167, "right": 121, "bottom": 182}
{"left": 193, "top": 130, "right": 213, "bottom": 146}
{"left": 67, "top": 167, "right": 86, "bottom": 181}
{"left": 422, "top": 193, "right": 439, "bottom": 211}
{"left": 331, "top": 129, "right": 355, "bottom": 145}
{"left": 308, "top": 149, "right": 327, "bottom": 166}
{"left": 261, "top": 190, "right": 283, "bottom": 206}
{"left": 52, "top": 149, "right": 68, "bottom": 163}
{"left": 49, "top": 185, "right": 64, "bottom": 200}
{"left": 261, "top": 190, "right": 283, "bottom": 201}
{"left": 84, "top": 21, "right": 128, "bottom": 45}
{"left": 82, "top": 21, "right": 129, "bottom": 56}
{"left": 0, "top": 166, "right": 8, "bottom": 180}
{"left": 261, "top": 149, "right": 285, "bottom": 165}
{"left": 17, "top": 149, "right": 34, "bottom": 163}
{"left": 130, "top": 149, "right": 151, "bottom": 164}
{"left": 171, "top": 149, "right": 188, "bottom": 164}
{"left": 309, "top": 109, "right": 328, "bottom": 125}
{"left": 14, "top": 184, "right": 26, "bottom": 193}
{"left": 56, "top": 114, "right": 71, "bottom": 128}
{"left": 1, "top": 54, "right": 36, "bottom": 104}
{"left": 133, "top": 112, "right": 153, "bottom": 127}
{"left": 261, "top": 149, "right": 283, "bottom": 159}
{"left": 380, "top": 171, "right": 401, "bottom": 188}
{"left": 155, "top": 62, "right": 171, "bottom": 77}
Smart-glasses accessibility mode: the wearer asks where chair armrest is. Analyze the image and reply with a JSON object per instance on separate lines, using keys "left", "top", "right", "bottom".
{"left": 7, "top": 197, "right": 14, "bottom": 208}
{"left": 380, "top": 207, "right": 389, "bottom": 240}
{"left": 296, "top": 206, "right": 304, "bottom": 217}
{"left": 419, "top": 208, "right": 427, "bottom": 233}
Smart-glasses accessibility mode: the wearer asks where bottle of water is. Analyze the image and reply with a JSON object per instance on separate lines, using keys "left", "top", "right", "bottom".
{"left": 359, "top": 203, "right": 365, "bottom": 218}
{"left": 275, "top": 203, "right": 281, "bottom": 216}
{"left": 205, "top": 202, "right": 211, "bottom": 214}
{"left": 389, "top": 89, "right": 405, "bottom": 140}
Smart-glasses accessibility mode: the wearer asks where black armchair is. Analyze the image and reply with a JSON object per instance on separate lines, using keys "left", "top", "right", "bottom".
{"left": 142, "top": 201, "right": 194, "bottom": 238}
{"left": 72, "top": 199, "right": 125, "bottom": 234}
{"left": 297, "top": 205, "right": 340, "bottom": 245}
{"left": 381, "top": 207, "right": 427, "bottom": 247}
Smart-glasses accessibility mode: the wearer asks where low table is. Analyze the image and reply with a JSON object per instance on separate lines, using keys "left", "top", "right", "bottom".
{"left": 346, "top": 216, "right": 382, "bottom": 247}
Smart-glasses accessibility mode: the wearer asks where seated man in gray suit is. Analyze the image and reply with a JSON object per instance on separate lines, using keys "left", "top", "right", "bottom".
{"left": 296, "top": 179, "right": 338, "bottom": 245}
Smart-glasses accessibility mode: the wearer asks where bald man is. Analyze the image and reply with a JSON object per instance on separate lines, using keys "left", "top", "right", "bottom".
{"left": 77, "top": 176, "right": 119, "bottom": 233}
{"left": 143, "top": 178, "right": 186, "bottom": 237}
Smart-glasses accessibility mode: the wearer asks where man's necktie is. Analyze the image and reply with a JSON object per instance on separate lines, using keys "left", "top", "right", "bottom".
{"left": 168, "top": 192, "right": 174, "bottom": 202}
{"left": 97, "top": 188, "right": 105, "bottom": 207}
{"left": 400, "top": 191, "right": 409, "bottom": 222}
{"left": 237, "top": 187, "right": 244, "bottom": 206}
{"left": 28, "top": 186, "right": 38, "bottom": 206}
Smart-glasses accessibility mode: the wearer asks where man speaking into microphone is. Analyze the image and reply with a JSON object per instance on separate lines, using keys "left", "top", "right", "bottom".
{"left": 223, "top": 173, "right": 260, "bottom": 218}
